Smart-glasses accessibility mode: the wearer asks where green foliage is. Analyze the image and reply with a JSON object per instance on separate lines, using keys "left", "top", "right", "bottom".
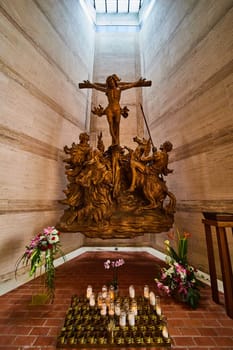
{"left": 156, "top": 229, "right": 202, "bottom": 309}
{"left": 15, "top": 226, "right": 65, "bottom": 302}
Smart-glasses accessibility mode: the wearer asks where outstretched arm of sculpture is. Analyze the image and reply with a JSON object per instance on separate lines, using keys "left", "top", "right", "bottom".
{"left": 119, "top": 78, "right": 152, "bottom": 91}
{"left": 79, "top": 80, "right": 107, "bottom": 92}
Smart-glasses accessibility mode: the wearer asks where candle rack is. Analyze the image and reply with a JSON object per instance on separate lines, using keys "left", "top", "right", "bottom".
{"left": 56, "top": 295, "right": 171, "bottom": 348}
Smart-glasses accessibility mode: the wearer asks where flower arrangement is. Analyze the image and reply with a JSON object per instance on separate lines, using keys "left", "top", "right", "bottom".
{"left": 104, "top": 258, "right": 125, "bottom": 289}
{"left": 16, "top": 226, "right": 65, "bottom": 302}
{"left": 155, "top": 229, "right": 202, "bottom": 309}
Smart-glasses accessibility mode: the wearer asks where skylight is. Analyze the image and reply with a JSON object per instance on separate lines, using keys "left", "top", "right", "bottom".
{"left": 90, "top": 0, "right": 144, "bottom": 14}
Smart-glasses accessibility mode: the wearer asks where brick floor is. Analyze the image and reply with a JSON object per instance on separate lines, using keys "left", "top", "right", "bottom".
{"left": 0, "top": 251, "right": 233, "bottom": 349}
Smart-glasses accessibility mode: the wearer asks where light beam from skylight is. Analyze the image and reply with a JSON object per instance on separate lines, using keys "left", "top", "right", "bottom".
{"left": 95, "top": 0, "right": 106, "bottom": 12}
{"left": 129, "top": 0, "right": 140, "bottom": 13}
{"left": 107, "top": 0, "right": 117, "bottom": 13}
{"left": 92, "top": 0, "right": 143, "bottom": 14}
{"left": 118, "top": 0, "right": 128, "bottom": 13}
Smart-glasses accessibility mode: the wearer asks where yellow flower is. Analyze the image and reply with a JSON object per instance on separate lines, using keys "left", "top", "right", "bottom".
{"left": 164, "top": 240, "right": 170, "bottom": 245}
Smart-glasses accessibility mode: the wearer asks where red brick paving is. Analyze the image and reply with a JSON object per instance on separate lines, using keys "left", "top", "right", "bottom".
{"left": 0, "top": 251, "right": 233, "bottom": 349}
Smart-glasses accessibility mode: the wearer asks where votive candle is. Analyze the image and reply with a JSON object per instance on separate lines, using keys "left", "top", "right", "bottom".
{"left": 162, "top": 325, "right": 169, "bottom": 338}
{"left": 115, "top": 301, "right": 121, "bottom": 316}
{"left": 128, "top": 311, "right": 135, "bottom": 326}
{"left": 144, "top": 285, "right": 149, "bottom": 299}
{"left": 102, "top": 285, "right": 108, "bottom": 299}
{"left": 109, "top": 302, "right": 115, "bottom": 316}
{"left": 149, "top": 291, "right": 156, "bottom": 306}
{"left": 86, "top": 285, "right": 92, "bottom": 299}
{"left": 156, "top": 305, "right": 162, "bottom": 316}
{"left": 100, "top": 302, "right": 107, "bottom": 316}
{"left": 129, "top": 285, "right": 135, "bottom": 298}
{"left": 89, "top": 293, "right": 95, "bottom": 307}
{"left": 109, "top": 285, "right": 115, "bottom": 300}
{"left": 119, "top": 311, "right": 126, "bottom": 327}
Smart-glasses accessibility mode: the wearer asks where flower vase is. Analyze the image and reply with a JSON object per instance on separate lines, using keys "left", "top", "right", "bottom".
{"left": 113, "top": 268, "right": 119, "bottom": 297}
{"left": 31, "top": 266, "right": 49, "bottom": 305}
{"left": 172, "top": 289, "right": 187, "bottom": 304}
{"left": 114, "top": 285, "right": 119, "bottom": 298}
{"left": 15, "top": 226, "right": 64, "bottom": 305}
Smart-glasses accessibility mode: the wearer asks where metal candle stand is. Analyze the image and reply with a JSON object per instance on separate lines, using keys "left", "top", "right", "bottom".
{"left": 57, "top": 291, "right": 171, "bottom": 348}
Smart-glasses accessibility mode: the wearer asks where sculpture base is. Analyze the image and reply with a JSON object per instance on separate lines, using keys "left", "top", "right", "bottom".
{"left": 57, "top": 206, "right": 174, "bottom": 239}
{"left": 57, "top": 140, "right": 176, "bottom": 239}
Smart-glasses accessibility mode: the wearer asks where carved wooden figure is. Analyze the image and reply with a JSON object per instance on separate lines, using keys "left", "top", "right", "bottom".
{"left": 57, "top": 75, "right": 175, "bottom": 238}
{"left": 79, "top": 74, "right": 151, "bottom": 146}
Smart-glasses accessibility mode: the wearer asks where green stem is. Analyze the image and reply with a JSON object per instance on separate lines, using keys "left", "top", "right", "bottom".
{"left": 45, "top": 249, "right": 55, "bottom": 302}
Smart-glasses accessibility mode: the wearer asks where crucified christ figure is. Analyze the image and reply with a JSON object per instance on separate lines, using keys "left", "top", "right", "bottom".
{"left": 79, "top": 74, "right": 152, "bottom": 146}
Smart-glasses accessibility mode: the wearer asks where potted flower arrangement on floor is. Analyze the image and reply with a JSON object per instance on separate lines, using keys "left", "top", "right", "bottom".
{"left": 16, "top": 226, "right": 65, "bottom": 303}
{"left": 155, "top": 228, "right": 203, "bottom": 309}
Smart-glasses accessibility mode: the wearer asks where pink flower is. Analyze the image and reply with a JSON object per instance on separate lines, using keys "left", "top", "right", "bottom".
{"left": 115, "top": 258, "right": 125, "bottom": 267}
{"left": 104, "top": 259, "right": 111, "bottom": 269}
{"left": 163, "top": 285, "right": 171, "bottom": 295}
{"left": 43, "top": 226, "right": 54, "bottom": 235}
{"left": 104, "top": 258, "right": 125, "bottom": 270}
{"left": 161, "top": 272, "right": 167, "bottom": 280}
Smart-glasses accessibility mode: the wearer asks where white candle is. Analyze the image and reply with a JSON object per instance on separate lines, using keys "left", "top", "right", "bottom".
{"left": 128, "top": 311, "right": 135, "bottom": 326}
{"left": 156, "top": 305, "right": 162, "bottom": 316}
{"left": 109, "top": 285, "right": 115, "bottom": 300}
{"left": 100, "top": 302, "right": 107, "bottom": 316}
{"left": 89, "top": 293, "right": 95, "bottom": 307}
{"left": 115, "top": 302, "right": 121, "bottom": 316}
{"left": 162, "top": 325, "right": 169, "bottom": 338}
{"left": 108, "top": 302, "right": 115, "bottom": 316}
{"left": 144, "top": 285, "right": 149, "bottom": 299}
{"left": 102, "top": 285, "right": 107, "bottom": 299}
{"left": 149, "top": 291, "right": 156, "bottom": 306}
{"left": 129, "top": 285, "right": 135, "bottom": 298}
{"left": 86, "top": 285, "right": 92, "bottom": 299}
{"left": 119, "top": 311, "right": 126, "bottom": 327}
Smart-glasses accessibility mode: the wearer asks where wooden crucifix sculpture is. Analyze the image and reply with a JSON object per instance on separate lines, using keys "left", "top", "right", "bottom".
{"left": 79, "top": 74, "right": 152, "bottom": 146}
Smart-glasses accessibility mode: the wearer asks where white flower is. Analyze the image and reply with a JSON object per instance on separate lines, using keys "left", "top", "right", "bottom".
{"left": 47, "top": 234, "right": 59, "bottom": 244}
{"left": 166, "top": 266, "right": 175, "bottom": 277}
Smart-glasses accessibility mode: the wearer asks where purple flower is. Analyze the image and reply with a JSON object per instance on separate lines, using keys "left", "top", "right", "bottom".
{"left": 104, "top": 258, "right": 125, "bottom": 270}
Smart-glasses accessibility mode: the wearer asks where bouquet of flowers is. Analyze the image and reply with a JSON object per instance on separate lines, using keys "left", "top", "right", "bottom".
{"left": 16, "top": 226, "right": 65, "bottom": 302}
{"left": 155, "top": 229, "right": 202, "bottom": 309}
{"left": 104, "top": 258, "right": 125, "bottom": 289}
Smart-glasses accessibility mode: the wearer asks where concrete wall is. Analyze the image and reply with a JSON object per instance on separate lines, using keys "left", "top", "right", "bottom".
{"left": 1, "top": 0, "right": 233, "bottom": 288}
{"left": 139, "top": 0, "right": 233, "bottom": 275}
{"left": 0, "top": 0, "right": 95, "bottom": 284}
{"left": 89, "top": 27, "right": 145, "bottom": 149}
